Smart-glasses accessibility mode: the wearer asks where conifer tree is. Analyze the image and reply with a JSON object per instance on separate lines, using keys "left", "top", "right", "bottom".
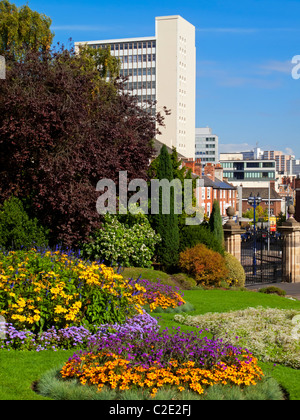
{"left": 209, "top": 200, "right": 224, "bottom": 246}
{"left": 152, "top": 145, "right": 179, "bottom": 271}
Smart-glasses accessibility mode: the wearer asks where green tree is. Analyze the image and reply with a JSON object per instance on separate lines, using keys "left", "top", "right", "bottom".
{"left": 77, "top": 44, "right": 121, "bottom": 81}
{"left": 242, "top": 205, "right": 268, "bottom": 222}
{"left": 149, "top": 146, "right": 198, "bottom": 227}
{"left": 0, "top": 0, "right": 54, "bottom": 59}
{"left": 151, "top": 144, "right": 180, "bottom": 271}
{"left": 0, "top": 196, "right": 49, "bottom": 250}
{"left": 209, "top": 200, "right": 224, "bottom": 246}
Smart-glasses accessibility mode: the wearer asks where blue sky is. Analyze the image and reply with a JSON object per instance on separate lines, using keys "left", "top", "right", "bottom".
{"left": 15, "top": 0, "right": 300, "bottom": 158}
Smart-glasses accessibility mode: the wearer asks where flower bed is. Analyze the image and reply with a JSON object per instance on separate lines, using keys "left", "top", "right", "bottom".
{"left": 1, "top": 311, "right": 159, "bottom": 351}
{"left": 128, "top": 278, "right": 185, "bottom": 311}
{"left": 174, "top": 306, "right": 300, "bottom": 369}
{"left": 61, "top": 328, "right": 264, "bottom": 398}
{"left": 0, "top": 248, "right": 185, "bottom": 334}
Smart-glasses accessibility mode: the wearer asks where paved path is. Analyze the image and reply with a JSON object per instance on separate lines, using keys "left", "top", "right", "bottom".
{"left": 246, "top": 282, "right": 300, "bottom": 300}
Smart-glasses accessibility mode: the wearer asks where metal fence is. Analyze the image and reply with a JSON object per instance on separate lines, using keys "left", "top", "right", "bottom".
{"left": 241, "top": 231, "right": 283, "bottom": 285}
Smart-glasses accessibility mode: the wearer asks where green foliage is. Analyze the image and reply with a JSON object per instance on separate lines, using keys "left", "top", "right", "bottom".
{"left": 259, "top": 286, "right": 286, "bottom": 297}
{"left": 150, "top": 145, "right": 180, "bottom": 271}
{"left": 209, "top": 200, "right": 224, "bottom": 245}
{"left": 224, "top": 251, "right": 246, "bottom": 287}
{"left": 0, "top": 196, "right": 49, "bottom": 250}
{"left": 0, "top": 0, "right": 54, "bottom": 59}
{"left": 179, "top": 243, "right": 229, "bottom": 287}
{"left": 179, "top": 224, "right": 225, "bottom": 256}
{"left": 0, "top": 248, "right": 144, "bottom": 333}
{"left": 36, "top": 366, "right": 284, "bottom": 400}
{"left": 149, "top": 147, "right": 198, "bottom": 227}
{"left": 277, "top": 212, "right": 286, "bottom": 227}
{"left": 77, "top": 44, "right": 121, "bottom": 80}
{"left": 82, "top": 213, "right": 161, "bottom": 268}
{"left": 242, "top": 205, "right": 268, "bottom": 221}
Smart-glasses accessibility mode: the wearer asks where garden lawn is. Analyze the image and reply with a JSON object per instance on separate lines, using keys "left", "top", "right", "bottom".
{"left": 1, "top": 288, "right": 300, "bottom": 400}
{"left": 154, "top": 288, "right": 300, "bottom": 331}
{"left": 154, "top": 288, "right": 300, "bottom": 400}
{"left": 0, "top": 350, "right": 74, "bottom": 400}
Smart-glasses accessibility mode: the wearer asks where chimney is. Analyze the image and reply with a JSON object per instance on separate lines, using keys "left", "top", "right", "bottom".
{"left": 215, "top": 163, "right": 223, "bottom": 182}
{"left": 204, "top": 163, "right": 215, "bottom": 182}
{"left": 270, "top": 181, "right": 275, "bottom": 191}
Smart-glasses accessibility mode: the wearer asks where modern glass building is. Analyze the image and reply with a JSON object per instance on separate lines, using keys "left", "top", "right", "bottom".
{"left": 75, "top": 15, "right": 196, "bottom": 159}
{"left": 220, "top": 160, "right": 276, "bottom": 184}
{"left": 220, "top": 159, "right": 276, "bottom": 184}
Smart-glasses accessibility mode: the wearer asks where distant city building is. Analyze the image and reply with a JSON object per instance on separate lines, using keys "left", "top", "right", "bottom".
{"left": 220, "top": 158, "right": 277, "bottom": 187}
{"left": 263, "top": 150, "right": 294, "bottom": 173}
{"left": 241, "top": 186, "right": 282, "bottom": 217}
{"left": 220, "top": 148, "right": 295, "bottom": 175}
{"left": 75, "top": 15, "right": 196, "bottom": 159}
{"left": 196, "top": 163, "right": 237, "bottom": 217}
{"left": 287, "top": 158, "right": 300, "bottom": 176}
{"left": 195, "top": 127, "right": 219, "bottom": 167}
{"left": 242, "top": 147, "right": 264, "bottom": 160}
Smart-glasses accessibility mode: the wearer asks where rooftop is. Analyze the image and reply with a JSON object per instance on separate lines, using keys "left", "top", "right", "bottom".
{"left": 242, "top": 187, "right": 281, "bottom": 200}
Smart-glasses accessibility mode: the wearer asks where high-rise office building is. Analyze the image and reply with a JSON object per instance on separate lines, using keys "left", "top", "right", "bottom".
{"left": 195, "top": 127, "right": 219, "bottom": 166}
{"left": 263, "top": 150, "right": 294, "bottom": 173}
{"left": 75, "top": 15, "right": 196, "bottom": 159}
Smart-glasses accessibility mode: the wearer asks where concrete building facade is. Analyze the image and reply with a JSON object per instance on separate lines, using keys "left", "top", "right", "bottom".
{"left": 195, "top": 127, "right": 219, "bottom": 167}
{"left": 75, "top": 15, "right": 196, "bottom": 159}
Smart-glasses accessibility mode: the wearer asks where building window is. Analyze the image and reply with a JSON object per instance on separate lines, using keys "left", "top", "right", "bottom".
{"left": 207, "top": 203, "right": 211, "bottom": 215}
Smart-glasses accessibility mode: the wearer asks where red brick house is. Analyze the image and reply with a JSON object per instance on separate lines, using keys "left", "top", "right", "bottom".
{"left": 241, "top": 187, "right": 282, "bottom": 216}
{"left": 196, "top": 163, "right": 237, "bottom": 217}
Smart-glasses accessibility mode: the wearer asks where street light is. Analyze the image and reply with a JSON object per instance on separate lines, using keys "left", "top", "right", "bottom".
{"left": 248, "top": 192, "right": 262, "bottom": 275}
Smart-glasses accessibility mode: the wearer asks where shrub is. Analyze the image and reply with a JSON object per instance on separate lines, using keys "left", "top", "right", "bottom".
{"left": 0, "top": 196, "right": 49, "bottom": 250}
{"left": 224, "top": 252, "right": 246, "bottom": 287}
{"left": 209, "top": 200, "right": 224, "bottom": 245}
{"left": 150, "top": 144, "right": 180, "bottom": 271}
{"left": 179, "top": 224, "right": 224, "bottom": 256}
{"left": 0, "top": 248, "right": 147, "bottom": 333}
{"left": 82, "top": 213, "right": 161, "bottom": 268}
{"left": 179, "top": 244, "right": 228, "bottom": 287}
{"left": 259, "top": 286, "right": 286, "bottom": 297}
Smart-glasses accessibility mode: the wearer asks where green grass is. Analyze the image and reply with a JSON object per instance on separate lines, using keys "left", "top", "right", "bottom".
{"left": 259, "top": 362, "right": 300, "bottom": 400}
{"left": 1, "top": 288, "right": 300, "bottom": 400}
{"left": 0, "top": 350, "right": 74, "bottom": 400}
{"left": 37, "top": 367, "right": 284, "bottom": 400}
{"left": 154, "top": 288, "right": 300, "bottom": 331}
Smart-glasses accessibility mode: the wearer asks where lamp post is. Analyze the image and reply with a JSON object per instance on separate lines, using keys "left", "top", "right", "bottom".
{"left": 248, "top": 192, "right": 262, "bottom": 275}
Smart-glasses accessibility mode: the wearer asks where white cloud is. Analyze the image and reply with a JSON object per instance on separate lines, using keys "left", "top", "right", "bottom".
{"left": 285, "top": 147, "right": 294, "bottom": 155}
{"left": 257, "top": 60, "right": 294, "bottom": 75}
